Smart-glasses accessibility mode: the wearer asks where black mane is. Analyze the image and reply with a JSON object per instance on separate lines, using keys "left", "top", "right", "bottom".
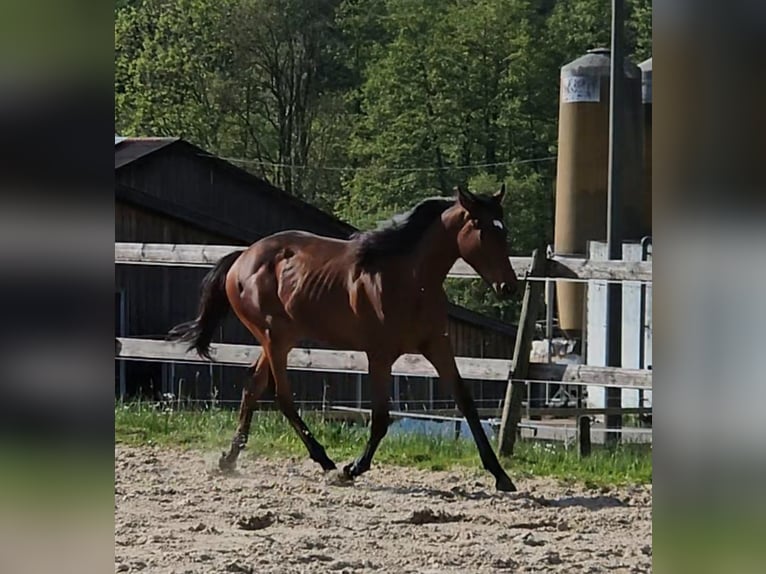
{"left": 351, "top": 196, "right": 455, "bottom": 267}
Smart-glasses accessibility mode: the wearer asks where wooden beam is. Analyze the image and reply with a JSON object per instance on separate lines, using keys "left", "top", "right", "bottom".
{"left": 114, "top": 337, "right": 511, "bottom": 381}
{"left": 115, "top": 242, "right": 651, "bottom": 282}
{"left": 546, "top": 254, "right": 651, "bottom": 282}
{"left": 115, "top": 337, "right": 651, "bottom": 389}
{"left": 115, "top": 243, "right": 240, "bottom": 268}
{"left": 526, "top": 363, "right": 652, "bottom": 390}
{"left": 498, "top": 248, "right": 546, "bottom": 455}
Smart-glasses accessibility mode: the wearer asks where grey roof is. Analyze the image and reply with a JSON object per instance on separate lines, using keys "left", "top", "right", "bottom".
{"left": 115, "top": 137, "right": 179, "bottom": 169}
{"left": 561, "top": 47, "right": 641, "bottom": 79}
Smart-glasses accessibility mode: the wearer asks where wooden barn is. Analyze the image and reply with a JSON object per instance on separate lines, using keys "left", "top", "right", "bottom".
{"left": 115, "top": 137, "right": 518, "bottom": 410}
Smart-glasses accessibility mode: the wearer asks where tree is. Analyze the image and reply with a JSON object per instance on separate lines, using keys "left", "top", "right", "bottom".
{"left": 115, "top": 0, "right": 348, "bottom": 206}
{"left": 115, "top": 0, "right": 234, "bottom": 149}
{"left": 337, "top": 0, "right": 556, "bottom": 321}
{"left": 221, "top": 0, "right": 346, "bottom": 196}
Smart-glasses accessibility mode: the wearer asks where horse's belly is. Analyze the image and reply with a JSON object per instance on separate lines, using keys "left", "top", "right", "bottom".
{"left": 283, "top": 290, "right": 369, "bottom": 350}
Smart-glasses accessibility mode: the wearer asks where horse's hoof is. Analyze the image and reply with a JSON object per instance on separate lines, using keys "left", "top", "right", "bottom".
{"left": 495, "top": 475, "right": 517, "bottom": 492}
{"left": 324, "top": 468, "right": 354, "bottom": 486}
{"left": 342, "top": 463, "right": 358, "bottom": 479}
{"left": 218, "top": 452, "right": 237, "bottom": 473}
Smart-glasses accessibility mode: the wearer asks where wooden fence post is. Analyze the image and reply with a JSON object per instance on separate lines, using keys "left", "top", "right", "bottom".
{"left": 578, "top": 415, "right": 592, "bottom": 457}
{"left": 498, "top": 248, "right": 546, "bottom": 456}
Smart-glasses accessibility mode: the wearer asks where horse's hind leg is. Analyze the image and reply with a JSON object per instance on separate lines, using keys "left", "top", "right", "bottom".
{"left": 343, "top": 356, "right": 391, "bottom": 479}
{"left": 267, "top": 340, "right": 337, "bottom": 471}
{"left": 219, "top": 353, "right": 271, "bottom": 471}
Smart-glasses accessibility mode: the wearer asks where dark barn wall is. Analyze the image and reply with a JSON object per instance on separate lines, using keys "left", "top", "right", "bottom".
{"left": 116, "top": 202, "right": 236, "bottom": 244}
{"left": 115, "top": 143, "right": 515, "bottom": 410}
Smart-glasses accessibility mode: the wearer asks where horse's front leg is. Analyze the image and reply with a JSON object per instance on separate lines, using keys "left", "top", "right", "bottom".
{"left": 421, "top": 334, "right": 516, "bottom": 492}
{"left": 343, "top": 356, "right": 392, "bottom": 479}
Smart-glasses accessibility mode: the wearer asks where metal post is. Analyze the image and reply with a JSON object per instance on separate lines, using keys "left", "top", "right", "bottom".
{"left": 545, "top": 277, "right": 554, "bottom": 407}
{"left": 118, "top": 290, "right": 126, "bottom": 400}
{"left": 605, "top": 0, "right": 625, "bottom": 445}
{"left": 428, "top": 377, "right": 434, "bottom": 410}
{"left": 638, "top": 236, "right": 651, "bottom": 426}
{"left": 578, "top": 416, "right": 592, "bottom": 457}
{"left": 356, "top": 374, "right": 362, "bottom": 409}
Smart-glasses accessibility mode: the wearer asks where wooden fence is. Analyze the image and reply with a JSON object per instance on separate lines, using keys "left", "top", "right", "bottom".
{"left": 115, "top": 242, "right": 652, "bottom": 282}
{"left": 114, "top": 242, "right": 652, "bottom": 457}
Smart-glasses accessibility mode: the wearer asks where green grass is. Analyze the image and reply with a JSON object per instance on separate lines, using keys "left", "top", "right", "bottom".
{"left": 115, "top": 401, "right": 652, "bottom": 487}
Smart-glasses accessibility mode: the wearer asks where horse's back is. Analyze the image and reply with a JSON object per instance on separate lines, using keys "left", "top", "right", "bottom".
{"left": 254, "top": 229, "right": 349, "bottom": 249}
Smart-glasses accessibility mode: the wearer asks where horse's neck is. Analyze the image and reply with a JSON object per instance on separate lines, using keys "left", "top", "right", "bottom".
{"left": 411, "top": 216, "right": 461, "bottom": 288}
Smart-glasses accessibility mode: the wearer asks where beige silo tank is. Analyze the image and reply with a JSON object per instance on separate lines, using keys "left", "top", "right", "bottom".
{"left": 553, "top": 48, "right": 643, "bottom": 337}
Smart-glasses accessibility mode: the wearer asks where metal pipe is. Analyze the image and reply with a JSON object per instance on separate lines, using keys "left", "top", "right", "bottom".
{"left": 638, "top": 236, "right": 652, "bottom": 425}
{"left": 638, "top": 236, "right": 652, "bottom": 371}
{"left": 605, "top": 0, "right": 625, "bottom": 445}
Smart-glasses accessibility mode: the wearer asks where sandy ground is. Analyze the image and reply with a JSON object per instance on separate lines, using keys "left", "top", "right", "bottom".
{"left": 115, "top": 445, "right": 652, "bottom": 573}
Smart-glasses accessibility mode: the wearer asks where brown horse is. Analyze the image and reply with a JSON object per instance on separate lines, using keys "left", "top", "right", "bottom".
{"left": 169, "top": 185, "right": 519, "bottom": 491}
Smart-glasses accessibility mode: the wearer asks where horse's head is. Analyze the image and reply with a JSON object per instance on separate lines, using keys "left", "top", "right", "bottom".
{"left": 454, "top": 184, "right": 518, "bottom": 299}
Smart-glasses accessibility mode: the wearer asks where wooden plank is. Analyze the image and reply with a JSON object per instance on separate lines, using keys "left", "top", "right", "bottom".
{"left": 447, "top": 257, "right": 532, "bottom": 279}
{"left": 115, "top": 337, "right": 651, "bottom": 389}
{"left": 115, "top": 243, "right": 239, "bottom": 268}
{"left": 498, "top": 248, "right": 546, "bottom": 455}
{"left": 114, "top": 337, "right": 511, "bottom": 380}
{"left": 586, "top": 241, "right": 609, "bottom": 412}
{"left": 546, "top": 255, "right": 652, "bottom": 282}
{"left": 621, "top": 242, "right": 644, "bottom": 409}
{"left": 527, "top": 363, "right": 652, "bottom": 390}
{"left": 115, "top": 242, "right": 651, "bottom": 282}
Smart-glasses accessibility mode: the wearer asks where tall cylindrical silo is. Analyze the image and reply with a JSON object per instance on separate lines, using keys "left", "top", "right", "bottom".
{"left": 553, "top": 48, "right": 643, "bottom": 338}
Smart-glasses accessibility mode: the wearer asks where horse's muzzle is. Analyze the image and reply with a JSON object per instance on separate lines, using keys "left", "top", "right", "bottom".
{"left": 494, "top": 282, "right": 516, "bottom": 299}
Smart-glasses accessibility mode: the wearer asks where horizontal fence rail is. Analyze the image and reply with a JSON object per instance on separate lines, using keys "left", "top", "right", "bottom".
{"left": 116, "top": 337, "right": 652, "bottom": 390}
{"left": 115, "top": 242, "right": 652, "bottom": 282}
{"left": 328, "top": 405, "right": 651, "bottom": 420}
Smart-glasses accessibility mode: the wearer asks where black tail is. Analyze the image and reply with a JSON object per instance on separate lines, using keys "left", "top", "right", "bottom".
{"left": 167, "top": 250, "right": 244, "bottom": 360}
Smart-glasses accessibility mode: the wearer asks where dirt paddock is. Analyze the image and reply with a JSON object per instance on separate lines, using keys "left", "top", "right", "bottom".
{"left": 115, "top": 445, "right": 652, "bottom": 573}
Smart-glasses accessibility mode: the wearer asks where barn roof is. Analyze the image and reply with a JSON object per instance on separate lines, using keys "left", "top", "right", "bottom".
{"left": 115, "top": 137, "right": 179, "bottom": 169}
{"left": 115, "top": 137, "right": 355, "bottom": 237}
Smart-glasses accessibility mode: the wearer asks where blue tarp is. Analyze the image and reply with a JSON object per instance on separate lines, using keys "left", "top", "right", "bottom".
{"left": 387, "top": 416, "right": 497, "bottom": 442}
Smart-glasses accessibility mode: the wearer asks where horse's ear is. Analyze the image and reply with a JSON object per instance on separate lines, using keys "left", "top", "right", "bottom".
{"left": 493, "top": 183, "right": 506, "bottom": 203}
{"left": 455, "top": 186, "right": 478, "bottom": 211}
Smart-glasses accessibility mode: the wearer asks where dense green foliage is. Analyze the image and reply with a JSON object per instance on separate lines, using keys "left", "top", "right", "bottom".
{"left": 116, "top": 402, "right": 652, "bottom": 486}
{"left": 115, "top": 0, "right": 651, "bottom": 321}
